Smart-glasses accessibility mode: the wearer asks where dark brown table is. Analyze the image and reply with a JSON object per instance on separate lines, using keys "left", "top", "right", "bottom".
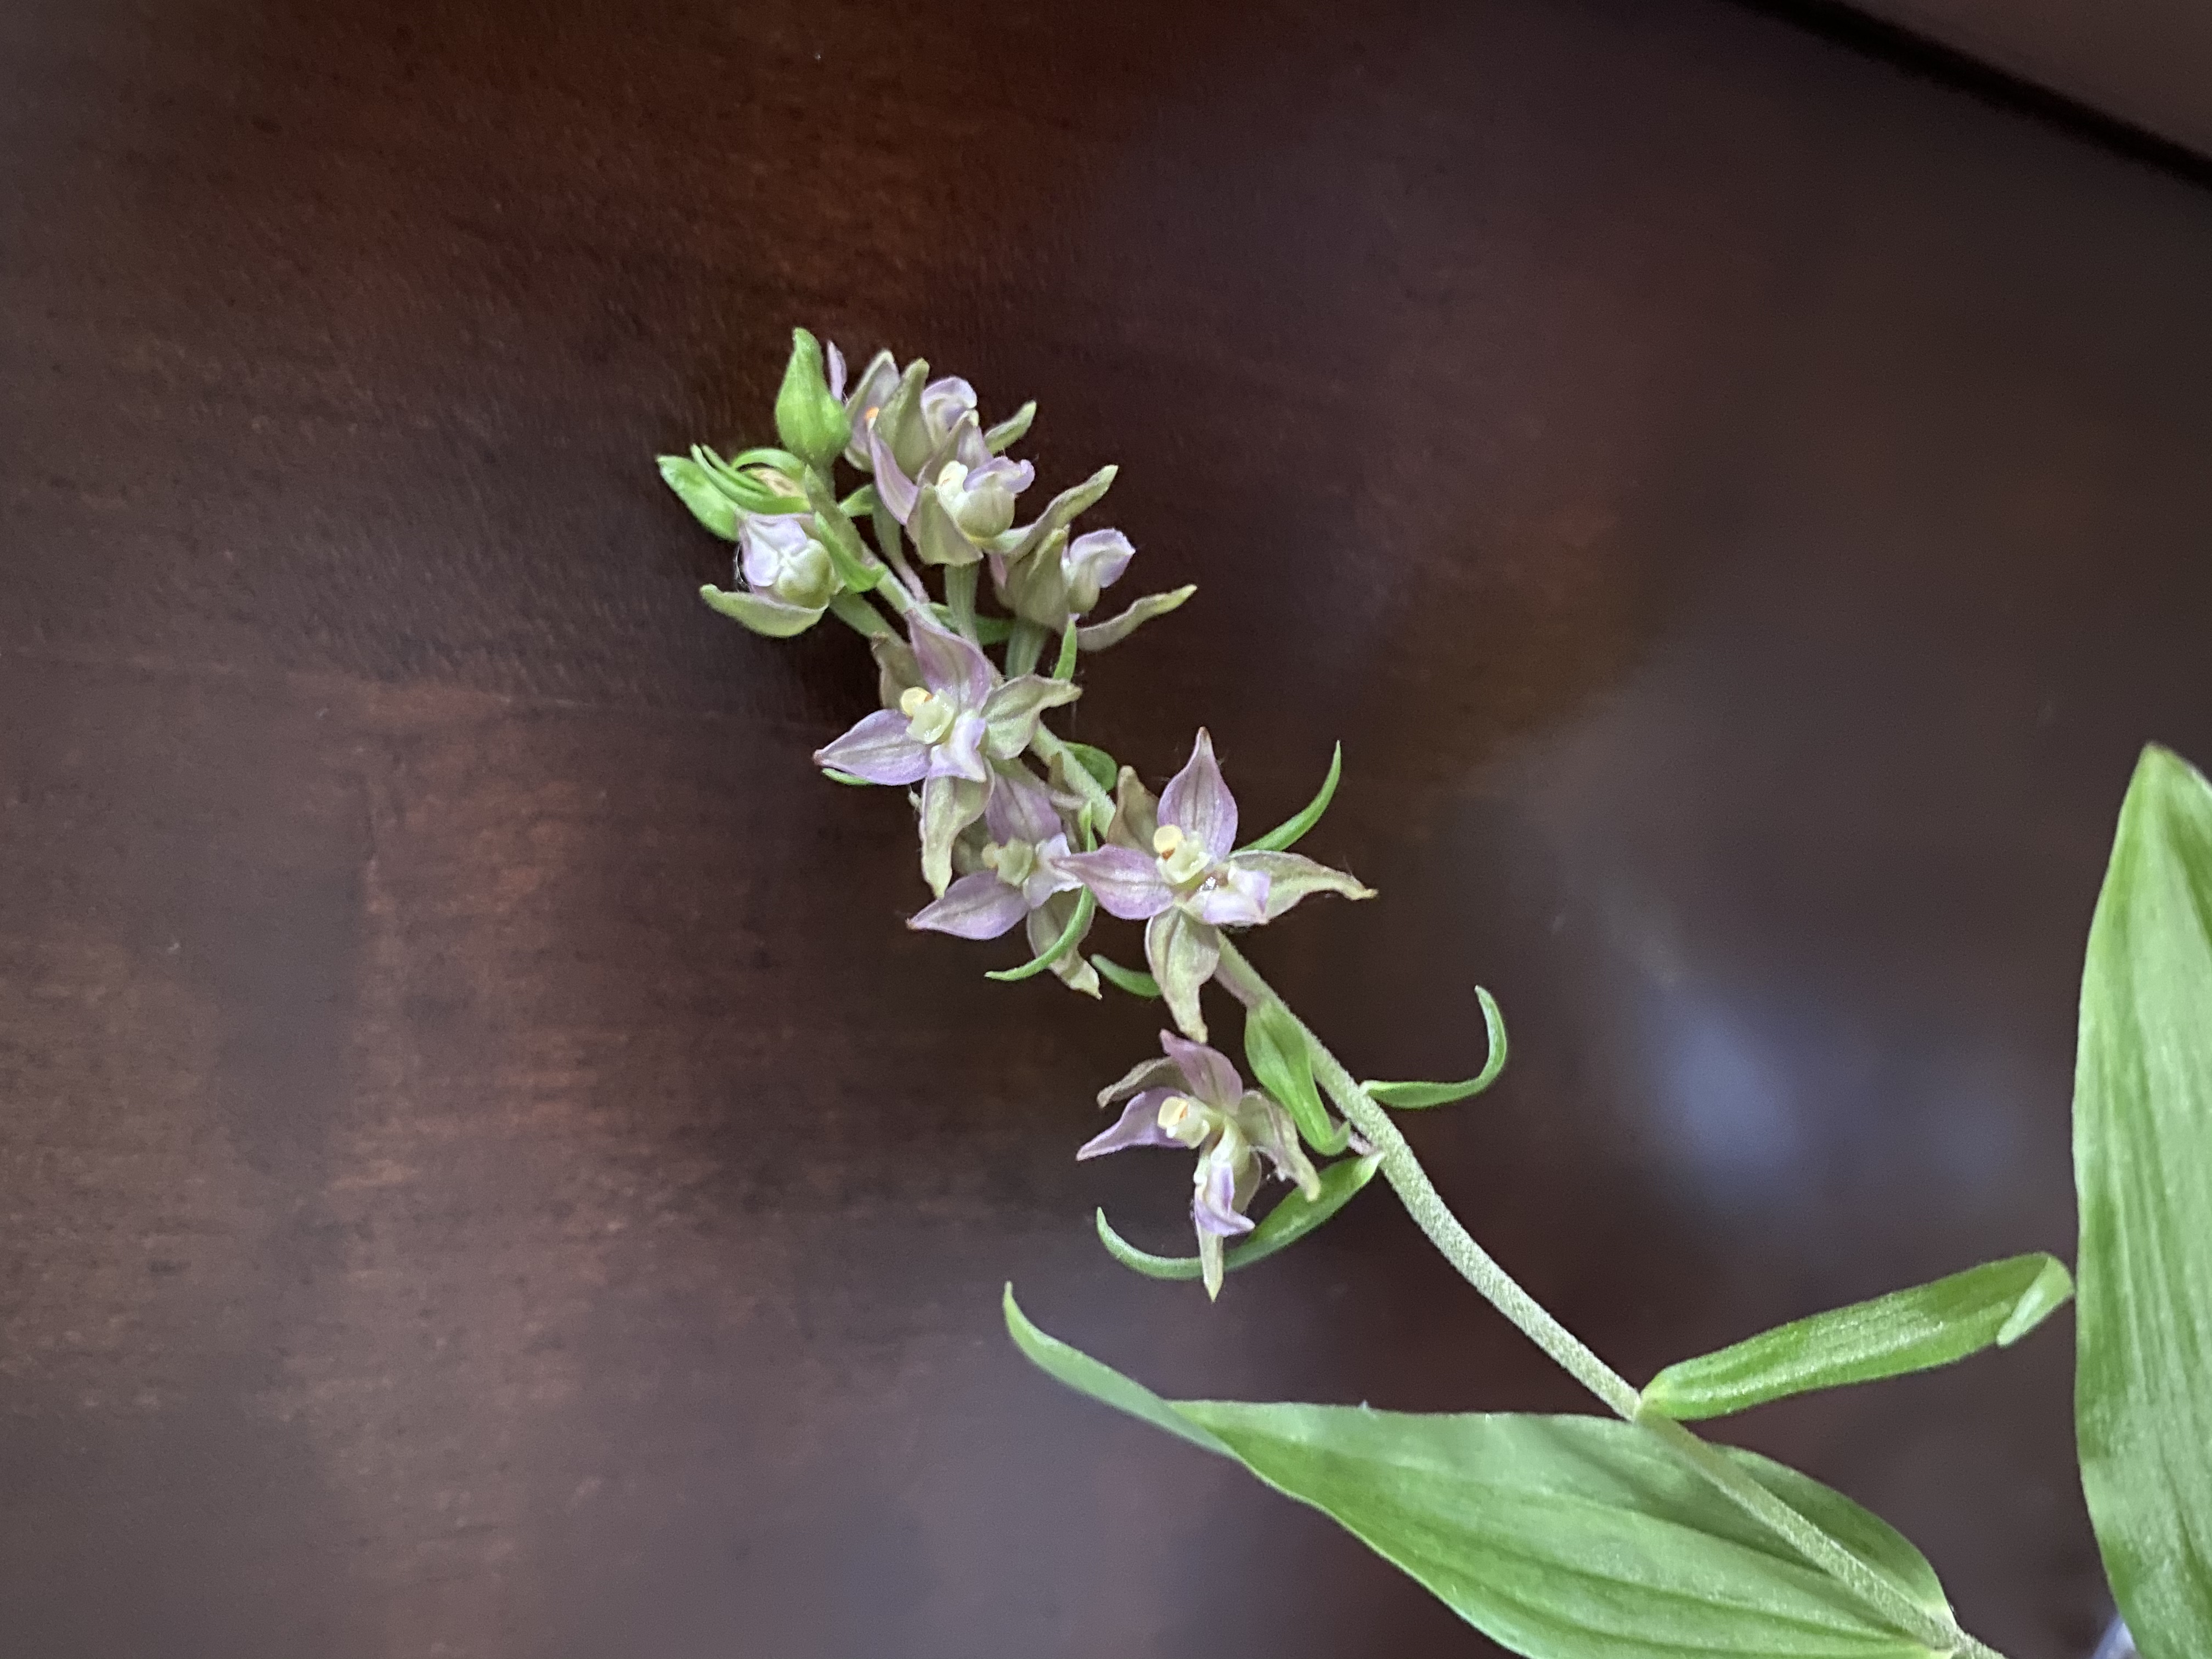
{"left": 6, "top": 1, "right": 2209, "bottom": 1653}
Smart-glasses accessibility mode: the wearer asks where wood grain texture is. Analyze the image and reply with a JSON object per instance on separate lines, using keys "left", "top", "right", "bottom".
{"left": 5, "top": 0, "right": 2212, "bottom": 1654}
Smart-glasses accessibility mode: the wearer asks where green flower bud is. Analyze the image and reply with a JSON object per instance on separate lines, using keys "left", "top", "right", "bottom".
{"left": 773, "top": 328, "right": 852, "bottom": 471}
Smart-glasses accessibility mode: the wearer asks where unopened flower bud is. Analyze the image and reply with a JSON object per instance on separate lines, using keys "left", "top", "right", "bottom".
{"left": 774, "top": 328, "right": 853, "bottom": 471}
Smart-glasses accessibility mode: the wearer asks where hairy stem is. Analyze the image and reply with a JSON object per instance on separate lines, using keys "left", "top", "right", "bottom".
{"left": 1210, "top": 936, "right": 1995, "bottom": 1659}
{"left": 1007, "top": 619, "right": 1048, "bottom": 678}
{"left": 827, "top": 590, "right": 895, "bottom": 640}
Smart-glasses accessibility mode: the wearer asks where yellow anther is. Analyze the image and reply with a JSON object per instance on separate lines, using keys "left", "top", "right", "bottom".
{"left": 1152, "top": 824, "right": 1184, "bottom": 857}
{"left": 899, "top": 686, "right": 930, "bottom": 718}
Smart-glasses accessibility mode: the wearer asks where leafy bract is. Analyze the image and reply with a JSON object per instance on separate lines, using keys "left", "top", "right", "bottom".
{"left": 1094, "top": 1153, "right": 1381, "bottom": 1282}
{"left": 2074, "top": 744, "right": 2212, "bottom": 1659}
{"left": 1005, "top": 1290, "right": 1951, "bottom": 1659}
{"left": 1364, "top": 985, "right": 1509, "bottom": 1108}
{"left": 1640, "top": 1254, "right": 2072, "bottom": 1422}
{"left": 1242, "top": 743, "right": 1342, "bottom": 854}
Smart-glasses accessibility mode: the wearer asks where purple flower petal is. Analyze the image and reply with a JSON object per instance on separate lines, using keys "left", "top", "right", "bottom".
{"left": 814, "top": 709, "right": 929, "bottom": 785}
{"left": 986, "top": 764, "right": 1063, "bottom": 847}
{"left": 1160, "top": 1032, "right": 1243, "bottom": 1111}
{"left": 1023, "top": 834, "right": 1083, "bottom": 907}
{"left": 906, "top": 608, "right": 997, "bottom": 708}
{"left": 921, "top": 376, "right": 978, "bottom": 440}
{"left": 1186, "top": 863, "right": 1271, "bottom": 928}
{"left": 824, "top": 341, "right": 848, "bottom": 401}
{"left": 906, "top": 871, "right": 1029, "bottom": 940}
{"left": 1097, "top": 1054, "right": 1184, "bottom": 1107}
{"left": 1159, "top": 729, "right": 1238, "bottom": 860}
{"left": 868, "top": 419, "right": 920, "bottom": 523}
{"left": 1192, "top": 1148, "right": 1256, "bottom": 1238}
{"left": 740, "top": 514, "right": 815, "bottom": 590}
{"left": 1059, "top": 846, "right": 1174, "bottom": 921}
{"left": 1076, "top": 1090, "right": 1182, "bottom": 1159}
{"left": 1065, "top": 528, "right": 1135, "bottom": 591}
{"left": 925, "top": 711, "right": 991, "bottom": 783}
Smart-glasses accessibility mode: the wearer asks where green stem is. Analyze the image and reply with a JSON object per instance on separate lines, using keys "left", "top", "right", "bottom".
{"left": 945, "top": 563, "right": 980, "bottom": 643}
{"left": 1209, "top": 937, "right": 1994, "bottom": 1659}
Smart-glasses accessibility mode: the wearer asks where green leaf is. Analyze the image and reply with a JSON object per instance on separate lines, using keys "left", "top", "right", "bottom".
{"left": 2074, "top": 743, "right": 2212, "bottom": 1659}
{"left": 1244, "top": 999, "right": 1350, "bottom": 1155}
{"left": 1090, "top": 954, "right": 1160, "bottom": 999}
{"left": 985, "top": 889, "right": 1097, "bottom": 983}
{"left": 1244, "top": 743, "right": 1343, "bottom": 854}
{"left": 1639, "top": 1254, "right": 2074, "bottom": 1423}
{"left": 658, "top": 455, "right": 741, "bottom": 539}
{"left": 1005, "top": 1291, "right": 1952, "bottom": 1659}
{"left": 1094, "top": 1153, "right": 1383, "bottom": 1282}
{"left": 1063, "top": 742, "right": 1119, "bottom": 794}
{"left": 1365, "top": 986, "right": 1509, "bottom": 1109}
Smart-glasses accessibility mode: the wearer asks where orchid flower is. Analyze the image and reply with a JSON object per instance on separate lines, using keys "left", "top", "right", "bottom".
{"left": 869, "top": 409, "right": 1037, "bottom": 562}
{"left": 995, "top": 527, "right": 1136, "bottom": 629}
{"left": 699, "top": 512, "right": 840, "bottom": 639}
{"left": 814, "top": 609, "right": 1079, "bottom": 894}
{"left": 1058, "top": 730, "right": 1374, "bottom": 1040}
{"left": 908, "top": 765, "right": 1099, "bottom": 994}
{"left": 1077, "top": 1031, "right": 1320, "bottom": 1297}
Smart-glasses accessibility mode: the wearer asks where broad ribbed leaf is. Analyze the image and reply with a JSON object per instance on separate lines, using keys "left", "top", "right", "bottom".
{"left": 2075, "top": 744, "right": 2212, "bottom": 1659}
{"left": 1640, "top": 1254, "right": 2072, "bottom": 1422}
{"left": 1005, "top": 1290, "right": 1948, "bottom": 1659}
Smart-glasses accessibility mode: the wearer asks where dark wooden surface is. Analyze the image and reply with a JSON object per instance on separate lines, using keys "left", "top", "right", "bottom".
{"left": 5, "top": 1, "right": 2211, "bottom": 1654}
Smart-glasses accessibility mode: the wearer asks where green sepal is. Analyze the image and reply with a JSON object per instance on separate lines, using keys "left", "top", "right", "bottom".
{"left": 985, "top": 400, "right": 1036, "bottom": 453}
{"left": 1243, "top": 742, "right": 1342, "bottom": 854}
{"left": 1364, "top": 988, "right": 1509, "bottom": 1109}
{"left": 985, "top": 888, "right": 1097, "bottom": 983}
{"left": 658, "top": 456, "right": 742, "bottom": 539}
{"left": 1094, "top": 1153, "right": 1382, "bottom": 1283}
{"left": 802, "top": 469, "right": 885, "bottom": 594}
{"left": 698, "top": 584, "right": 823, "bottom": 639}
{"left": 1244, "top": 999, "right": 1350, "bottom": 1155}
{"left": 1090, "top": 954, "right": 1160, "bottom": 1000}
{"left": 1005, "top": 1291, "right": 1959, "bottom": 1659}
{"left": 840, "top": 482, "right": 879, "bottom": 516}
{"left": 773, "top": 327, "right": 851, "bottom": 470}
{"left": 1075, "top": 584, "right": 1195, "bottom": 651}
{"left": 1639, "top": 1253, "right": 2074, "bottom": 1424}
{"left": 1052, "top": 621, "right": 1080, "bottom": 681}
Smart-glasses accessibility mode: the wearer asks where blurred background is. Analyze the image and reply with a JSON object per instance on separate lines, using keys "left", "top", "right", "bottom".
{"left": 4, "top": 1, "right": 2210, "bottom": 1654}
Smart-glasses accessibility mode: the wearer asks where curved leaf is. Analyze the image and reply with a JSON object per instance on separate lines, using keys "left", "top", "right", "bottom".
{"left": 1090, "top": 954, "right": 1160, "bottom": 1000}
{"left": 1364, "top": 986, "right": 1508, "bottom": 1109}
{"left": 1243, "top": 743, "right": 1343, "bottom": 854}
{"left": 1243, "top": 998, "right": 1350, "bottom": 1155}
{"left": 2075, "top": 744, "right": 2212, "bottom": 1659}
{"left": 985, "top": 889, "right": 1097, "bottom": 983}
{"left": 1639, "top": 1253, "right": 2074, "bottom": 1423}
{"left": 1094, "top": 1154, "right": 1383, "bottom": 1282}
{"left": 1005, "top": 1292, "right": 1953, "bottom": 1659}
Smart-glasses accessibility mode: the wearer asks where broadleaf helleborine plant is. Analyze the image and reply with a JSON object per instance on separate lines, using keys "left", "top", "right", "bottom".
{"left": 657, "top": 328, "right": 2210, "bottom": 1659}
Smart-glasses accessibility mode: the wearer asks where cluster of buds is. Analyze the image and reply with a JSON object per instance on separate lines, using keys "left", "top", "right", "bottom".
{"left": 660, "top": 330, "right": 1378, "bottom": 1293}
